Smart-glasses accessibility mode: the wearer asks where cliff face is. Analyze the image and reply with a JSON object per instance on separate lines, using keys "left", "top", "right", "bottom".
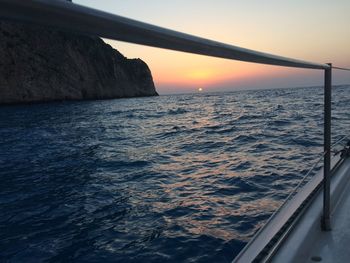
{"left": 0, "top": 21, "right": 158, "bottom": 104}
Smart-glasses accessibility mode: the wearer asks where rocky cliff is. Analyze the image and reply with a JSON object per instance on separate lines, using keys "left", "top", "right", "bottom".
{"left": 0, "top": 21, "right": 158, "bottom": 104}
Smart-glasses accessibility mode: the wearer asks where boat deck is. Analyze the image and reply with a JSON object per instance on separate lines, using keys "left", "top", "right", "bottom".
{"left": 272, "top": 157, "right": 350, "bottom": 263}
{"left": 307, "top": 179, "right": 350, "bottom": 263}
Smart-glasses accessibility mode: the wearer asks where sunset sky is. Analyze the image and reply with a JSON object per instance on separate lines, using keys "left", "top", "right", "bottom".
{"left": 75, "top": 0, "right": 350, "bottom": 94}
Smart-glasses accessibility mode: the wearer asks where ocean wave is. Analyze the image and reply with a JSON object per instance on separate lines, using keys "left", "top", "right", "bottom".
{"left": 1, "top": 85, "right": 350, "bottom": 263}
{"left": 167, "top": 108, "right": 188, "bottom": 115}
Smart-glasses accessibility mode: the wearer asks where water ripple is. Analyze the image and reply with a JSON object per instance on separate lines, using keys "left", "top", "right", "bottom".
{"left": 1, "top": 86, "right": 350, "bottom": 262}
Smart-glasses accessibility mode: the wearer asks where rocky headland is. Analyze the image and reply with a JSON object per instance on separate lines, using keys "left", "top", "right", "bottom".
{"left": 0, "top": 21, "right": 158, "bottom": 105}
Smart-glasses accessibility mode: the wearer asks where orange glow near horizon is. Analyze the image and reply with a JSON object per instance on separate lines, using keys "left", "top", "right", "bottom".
{"left": 147, "top": 53, "right": 294, "bottom": 88}
{"left": 104, "top": 36, "right": 349, "bottom": 92}
{"left": 79, "top": 0, "right": 350, "bottom": 93}
{"left": 105, "top": 42, "right": 272, "bottom": 87}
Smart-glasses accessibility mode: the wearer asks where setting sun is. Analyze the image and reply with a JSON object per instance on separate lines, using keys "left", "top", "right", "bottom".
{"left": 198, "top": 87, "right": 203, "bottom": 92}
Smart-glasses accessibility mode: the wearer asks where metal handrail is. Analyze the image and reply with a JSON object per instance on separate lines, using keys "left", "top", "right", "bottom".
{"left": 273, "top": 134, "right": 350, "bottom": 224}
{"left": 233, "top": 137, "right": 350, "bottom": 263}
{"left": 0, "top": 0, "right": 350, "bottom": 260}
{"left": 333, "top": 66, "right": 350, "bottom": 71}
{"left": 332, "top": 135, "right": 350, "bottom": 152}
{"left": 0, "top": 0, "right": 330, "bottom": 70}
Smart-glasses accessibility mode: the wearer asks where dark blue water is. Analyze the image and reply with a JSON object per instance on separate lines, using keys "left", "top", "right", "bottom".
{"left": 1, "top": 86, "right": 350, "bottom": 263}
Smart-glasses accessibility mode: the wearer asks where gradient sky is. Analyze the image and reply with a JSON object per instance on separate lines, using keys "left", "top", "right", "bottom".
{"left": 75, "top": 0, "right": 350, "bottom": 94}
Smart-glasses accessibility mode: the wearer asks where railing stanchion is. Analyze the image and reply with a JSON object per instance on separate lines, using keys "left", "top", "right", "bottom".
{"left": 322, "top": 63, "right": 332, "bottom": 231}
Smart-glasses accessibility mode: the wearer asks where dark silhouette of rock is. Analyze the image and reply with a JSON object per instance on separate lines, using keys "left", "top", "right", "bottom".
{"left": 0, "top": 21, "right": 158, "bottom": 104}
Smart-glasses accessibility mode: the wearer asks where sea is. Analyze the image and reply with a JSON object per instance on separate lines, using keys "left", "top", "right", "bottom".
{"left": 1, "top": 85, "right": 350, "bottom": 263}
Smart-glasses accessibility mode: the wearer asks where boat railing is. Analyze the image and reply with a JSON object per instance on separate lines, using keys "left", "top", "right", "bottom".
{"left": 271, "top": 134, "right": 350, "bottom": 228}
{"left": 233, "top": 135, "right": 350, "bottom": 262}
{"left": 0, "top": 0, "right": 350, "bottom": 259}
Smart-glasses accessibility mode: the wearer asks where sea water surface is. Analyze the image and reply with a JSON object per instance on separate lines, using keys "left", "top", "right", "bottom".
{"left": 1, "top": 86, "right": 350, "bottom": 263}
